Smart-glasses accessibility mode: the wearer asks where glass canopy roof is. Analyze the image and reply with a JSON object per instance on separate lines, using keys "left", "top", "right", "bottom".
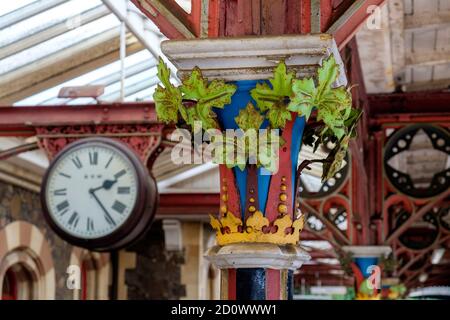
{"left": 0, "top": 0, "right": 175, "bottom": 106}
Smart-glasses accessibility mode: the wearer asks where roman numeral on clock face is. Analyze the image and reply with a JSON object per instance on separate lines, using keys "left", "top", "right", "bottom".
{"left": 112, "top": 200, "right": 126, "bottom": 214}
{"left": 56, "top": 200, "right": 69, "bottom": 213}
{"left": 105, "top": 156, "right": 113, "bottom": 169}
{"left": 117, "top": 187, "right": 130, "bottom": 194}
{"left": 68, "top": 211, "right": 79, "bottom": 228}
{"left": 87, "top": 217, "right": 94, "bottom": 231}
{"left": 54, "top": 188, "right": 67, "bottom": 196}
{"left": 89, "top": 151, "right": 98, "bottom": 165}
{"left": 72, "top": 156, "right": 82, "bottom": 169}
{"left": 59, "top": 172, "right": 71, "bottom": 179}
{"left": 114, "top": 169, "right": 126, "bottom": 180}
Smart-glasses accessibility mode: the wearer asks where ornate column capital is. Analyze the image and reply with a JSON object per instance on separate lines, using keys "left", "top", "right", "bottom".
{"left": 158, "top": 34, "right": 352, "bottom": 300}
{"left": 161, "top": 34, "right": 347, "bottom": 84}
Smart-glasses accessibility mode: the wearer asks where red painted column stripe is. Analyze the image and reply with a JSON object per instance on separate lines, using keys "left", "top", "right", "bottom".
{"left": 320, "top": 0, "right": 333, "bottom": 32}
{"left": 189, "top": 0, "right": 202, "bottom": 37}
{"left": 219, "top": 165, "right": 242, "bottom": 219}
{"left": 228, "top": 269, "right": 237, "bottom": 300}
{"left": 208, "top": 0, "right": 220, "bottom": 37}
{"left": 266, "top": 269, "right": 281, "bottom": 300}
{"left": 264, "top": 113, "right": 296, "bottom": 222}
{"left": 300, "top": 0, "right": 311, "bottom": 34}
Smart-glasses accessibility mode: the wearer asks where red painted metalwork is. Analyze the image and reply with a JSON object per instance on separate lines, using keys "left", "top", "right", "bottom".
{"left": 81, "top": 261, "right": 88, "bottom": 301}
{"left": 265, "top": 269, "right": 281, "bottom": 299}
{"left": 228, "top": 269, "right": 237, "bottom": 300}
{"left": 35, "top": 124, "right": 164, "bottom": 164}
{"left": 386, "top": 193, "right": 449, "bottom": 244}
{"left": 128, "top": 0, "right": 380, "bottom": 43}
{"left": 157, "top": 193, "right": 219, "bottom": 217}
{"left": 329, "top": 0, "right": 386, "bottom": 49}
{"left": 367, "top": 131, "right": 384, "bottom": 244}
{"left": 372, "top": 115, "right": 450, "bottom": 127}
{"left": 369, "top": 92, "right": 450, "bottom": 128}
{"left": 301, "top": 200, "right": 351, "bottom": 246}
{"left": 340, "top": 39, "right": 372, "bottom": 246}
{"left": 350, "top": 141, "right": 369, "bottom": 245}
{"left": 129, "top": 0, "right": 188, "bottom": 39}
{"left": 320, "top": 0, "right": 333, "bottom": 31}
{"left": 369, "top": 92, "right": 450, "bottom": 115}
{"left": 208, "top": 0, "right": 220, "bottom": 37}
{"left": 219, "top": 165, "right": 241, "bottom": 219}
{"left": 375, "top": 117, "right": 450, "bottom": 288}
{"left": 215, "top": 0, "right": 314, "bottom": 37}
{"left": 265, "top": 114, "right": 295, "bottom": 222}
{"left": 217, "top": 0, "right": 254, "bottom": 36}
{"left": 350, "top": 262, "right": 364, "bottom": 289}
{"left": 0, "top": 103, "right": 158, "bottom": 137}
{"left": 300, "top": 0, "right": 311, "bottom": 33}
{"left": 187, "top": 0, "right": 202, "bottom": 36}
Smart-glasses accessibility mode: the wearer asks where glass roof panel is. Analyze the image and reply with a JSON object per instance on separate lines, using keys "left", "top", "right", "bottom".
{"left": 124, "top": 85, "right": 158, "bottom": 102}
{"left": 0, "top": 14, "right": 120, "bottom": 75}
{"left": 101, "top": 68, "right": 158, "bottom": 97}
{"left": 2, "top": 0, "right": 166, "bottom": 106}
{"left": 15, "top": 50, "right": 156, "bottom": 106}
{"left": 0, "top": 0, "right": 36, "bottom": 16}
{"left": 0, "top": 0, "right": 102, "bottom": 47}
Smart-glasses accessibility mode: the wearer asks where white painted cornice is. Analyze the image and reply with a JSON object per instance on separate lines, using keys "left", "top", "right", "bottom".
{"left": 206, "top": 243, "right": 311, "bottom": 270}
{"left": 161, "top": 34, "right": 347, "bottom": 85}
{"left": 342, "top": 245, "right": 392, "bottom": 258}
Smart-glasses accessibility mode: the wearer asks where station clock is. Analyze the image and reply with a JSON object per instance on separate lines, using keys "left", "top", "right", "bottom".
{"left": 41, "top": 137, "right": 157, "bottom": 251}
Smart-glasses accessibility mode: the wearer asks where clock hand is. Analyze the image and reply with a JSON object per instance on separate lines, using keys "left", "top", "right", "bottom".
{"left": 89, "top": 188, "right": 116, "bottom": 226}
{"left": 103, "top": 179, "right": 117, "bottom": 190}
{"left": 90, "top": 179, "right": 118, "bottom": 193}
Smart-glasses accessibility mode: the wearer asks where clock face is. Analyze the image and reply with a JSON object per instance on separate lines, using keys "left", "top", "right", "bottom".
{"left": 44, "top": 141, "right": 139, "bottom": 239}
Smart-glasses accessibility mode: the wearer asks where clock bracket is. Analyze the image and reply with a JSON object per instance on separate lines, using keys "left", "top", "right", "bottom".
{"left": 35, "top": 124, "right": 165, "bottom": 173}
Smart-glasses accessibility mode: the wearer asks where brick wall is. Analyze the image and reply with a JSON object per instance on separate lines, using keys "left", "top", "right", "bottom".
{"left": 125, "top": 220, "right": 186, "bottom": 300}
{"left": 0, "top": 181, "right": 74, "bottom": 299}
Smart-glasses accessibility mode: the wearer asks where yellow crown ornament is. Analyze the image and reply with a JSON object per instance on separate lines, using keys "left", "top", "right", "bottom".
{"left": 210, "top": 210, "right": 304, "bottom": 246}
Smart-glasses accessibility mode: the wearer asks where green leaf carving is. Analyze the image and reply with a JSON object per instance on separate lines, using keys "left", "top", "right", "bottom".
{"left": 180, "top": 67, "right": 236, "bottom": 130}
{"left": 249, "top": 61, "right": 295, "bottom": 129}
{"left": 235, "top": 103, "right": 264, "bottom": 131}
{"left": 154, "top": 60, "right": 236, "bottom": 131}
{"left": 287, "top": 78, "right": 316, "bottom": 120}
{"left": 267, "top": 102, "right": 292, "bottom": 128}
{"left": 251, "top": 61, "right": 295, "bottom": 112}
{"left": 321, "top": 109, "right": 362, "bottom": 180}
{"left": 153, "top": 58, "right": 182, "bottom": 124}
{"left": 181, "top": 68, "right": 236, "bottom": 109}
{"left": 288, "top": 55, "right": 352, "bottom": 140}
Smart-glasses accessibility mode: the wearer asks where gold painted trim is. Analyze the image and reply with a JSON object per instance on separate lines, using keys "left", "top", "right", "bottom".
{"left": 220, "top": 269, "right": 229, "bottom": 300}
{"left": 210, "top": 211, "right": 304, "bottom": 245}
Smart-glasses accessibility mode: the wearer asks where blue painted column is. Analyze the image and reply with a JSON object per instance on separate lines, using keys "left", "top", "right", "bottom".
{"left": 208, "top": 80, "right": 309, "bottom": 300}
{"left": 343, "top": 246, "right": 392, "bottom": 300}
